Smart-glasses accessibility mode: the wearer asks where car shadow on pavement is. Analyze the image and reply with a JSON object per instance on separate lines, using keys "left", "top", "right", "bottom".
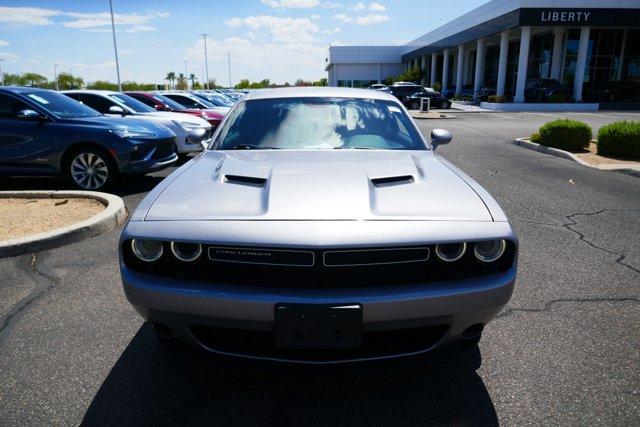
{"left": 81, "top": 324, "right": 498, "bottom": 426}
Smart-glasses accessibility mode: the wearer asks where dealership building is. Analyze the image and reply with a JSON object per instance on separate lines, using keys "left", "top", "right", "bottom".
{"left": 326, "top": 0, "right": 640, "bottom": 106}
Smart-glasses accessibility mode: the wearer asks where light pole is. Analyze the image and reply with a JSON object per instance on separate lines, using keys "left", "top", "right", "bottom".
{"left": 53, "top": 64, "right": 59, "bottom": 91}
{"left": 199, "top": 33, "right": 210, "bottom": 90}
{"left": 109, "top": 0, "right": 122, "bottom": 91}
{"left": 183, "top": 58, "right": 188, "bottom": 89}
{"left": 226, "top": 51, "right": 232, "bottom": 88}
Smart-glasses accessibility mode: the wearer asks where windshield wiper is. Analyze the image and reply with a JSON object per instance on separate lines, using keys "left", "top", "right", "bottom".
{"left": 334, "top": 146, "right": 375, "bottom": 150}
{"left": 230, "top": 144, "right": 279, "bottom": 150}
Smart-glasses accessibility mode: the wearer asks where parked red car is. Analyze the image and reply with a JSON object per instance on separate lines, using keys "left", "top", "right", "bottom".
{"left": 124, "top": 92, "right": 225, "bottom": 129}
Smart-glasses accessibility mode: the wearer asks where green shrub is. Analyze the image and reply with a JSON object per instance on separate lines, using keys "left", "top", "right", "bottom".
{"left": 536, "top": 119, "right": 592, "bottom": 152}
{"left": 597, "top": 121, "right": 640, "bottom": 159}
{"left": 530, "top": 132, "right": 541, "bottom": 144}
{"left": 547, "top": 94, "right": 566, "bottom": 103}
{"left": 487, "top": 95, "right": 506, "bottom": 103}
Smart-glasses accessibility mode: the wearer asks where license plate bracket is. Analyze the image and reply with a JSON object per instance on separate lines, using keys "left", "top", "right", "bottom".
{"left": 275, "top": 304, "right": 362, "bottom": 349}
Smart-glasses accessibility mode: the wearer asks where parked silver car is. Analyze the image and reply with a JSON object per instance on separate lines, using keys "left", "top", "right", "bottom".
{"left": 119, "top": 87, "right": 517, "bottom": 367}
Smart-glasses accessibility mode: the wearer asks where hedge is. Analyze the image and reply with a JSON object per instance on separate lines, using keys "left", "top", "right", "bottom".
{"left": 487, "top": 95, "right": 507, "bottom": 103}
{"left": 597, "top": 121, "right": 640, "bottom": 159}
{"left": 535, "top": 119, "right": 592, "bottom": 152}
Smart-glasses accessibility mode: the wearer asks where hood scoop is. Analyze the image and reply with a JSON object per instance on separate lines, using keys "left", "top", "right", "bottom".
{"left": 370, "top": 175, "right": 415, "bottom": 188}
{"left": 224, "top": 174, "right": 268, "bottom": 188}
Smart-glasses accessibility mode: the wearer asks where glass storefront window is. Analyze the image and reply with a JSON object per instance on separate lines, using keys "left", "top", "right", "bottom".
{"left": 529, "top": 33, "right": 554, "bottom": 79}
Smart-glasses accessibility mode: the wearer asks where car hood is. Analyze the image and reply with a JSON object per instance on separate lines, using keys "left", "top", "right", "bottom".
{"left": 71, "top": 116, "right": 176, "bottom": 136}
{"left": 145, "top": 150, "right": 492, "bottom": 222}
{"left": 140, "top": 111, "right": 211, "bottom": 127}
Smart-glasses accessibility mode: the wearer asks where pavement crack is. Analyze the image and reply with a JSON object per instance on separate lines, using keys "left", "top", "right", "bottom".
{"left": 563, "top": 209, "right": 640, "bottom": 274}
{"left": 497, "top": 296, "right": 640, "bottom": 318}
{"left": 0, "top": 253, "right": 59, "bottom": 343}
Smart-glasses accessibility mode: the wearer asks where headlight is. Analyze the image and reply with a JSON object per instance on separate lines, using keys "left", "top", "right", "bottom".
{"left": 131, "top": 239, "right": 163, "bottom": 262}
{"left": 170, "top": 242, "right": 202, "bottom": 262}
{"left": 474, "top": 240, "right": 506, "bottom": 263}
{"left": 173, "top": 120, "right": 201, "bottom": 131}
{"left": 435, "top": 242, "right": 466, "bottom": 262}
{"left": 111, "top": 129, "right": 156, "bottom": 139}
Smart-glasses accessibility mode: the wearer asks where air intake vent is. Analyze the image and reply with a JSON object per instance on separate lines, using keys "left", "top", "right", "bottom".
{"left": 224, "top": 174, "right": 267, "bottom": 187}
{"left": 370, "top": 175, "right": 414, "bottom": 187}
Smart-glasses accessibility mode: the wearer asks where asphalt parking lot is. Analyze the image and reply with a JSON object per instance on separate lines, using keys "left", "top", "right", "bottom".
{"left": 1, "top": 111, "right": 639, "bottom": 425}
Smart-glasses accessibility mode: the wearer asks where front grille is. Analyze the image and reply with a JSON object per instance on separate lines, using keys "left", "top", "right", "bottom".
{"left": 152, "top": 138, "right": 176, "bottom": 160}
{"left": 189, "top": 324, "right": 449, "bottom": 362}
{"left": 123, "top": 242, "right": 516, "bottom": 289}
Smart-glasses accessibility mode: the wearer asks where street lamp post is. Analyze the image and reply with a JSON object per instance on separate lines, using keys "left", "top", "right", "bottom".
{"left": 53, "top": 64, "right": 59, "bottom": 91}
{"left": 199, "top": 33, "right": 210, "bottom": 90}
{"left": 226, "top": 51, "right": 232, "bottom": 88}
{"left": 109, "top": 0, "right": 122, "bottom": 91}
{"left": 183, "top": 58, "right": 188, "bottom": 89}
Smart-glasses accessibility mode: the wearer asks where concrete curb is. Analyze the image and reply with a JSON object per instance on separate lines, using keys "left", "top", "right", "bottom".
{"left": 410, "top": 112, "right": 456, "bottom": 119}
{"left": 0, "top": 191, "right": 127, "bottom": 258}
{"left": 513, "top": 138, "right": 640, "bottom": 179}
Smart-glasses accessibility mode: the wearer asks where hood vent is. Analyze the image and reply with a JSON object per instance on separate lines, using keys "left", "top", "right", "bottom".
{"left": 370, "top": 175, "right": 415, "bottom": 188}
{"left": 224, "top": 174, "right": 267, "bottom": 187}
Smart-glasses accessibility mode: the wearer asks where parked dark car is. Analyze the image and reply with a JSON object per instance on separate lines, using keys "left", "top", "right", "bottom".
{"left": 388, "top": 83, "right": 424, "bottom": 101}
{"left": 477, "top": 86, "right": 496, "bottom": 102}
{"left": 525, "top": 78, "right": 571, "bottom": 101}
{"left": 124, "top": 91, "right": 225, "bottom": 129}
{"left": 402, "top": 90, "right": 451, "bottom": 109}
{"left": 0, "top": 87, "right": 177, "bottom": 190}
{"left": 584, "top": 80, "right": 640, "bottom": 103}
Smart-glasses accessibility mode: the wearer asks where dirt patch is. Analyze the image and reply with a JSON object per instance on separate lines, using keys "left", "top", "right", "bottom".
{"left": 576, "top": 142, "right": 640, "bottom": 166}
{"left": 410, "top": 111, "right": 455, "bottom": 119}
{"left": 0, "top": 197, "right": 105, "bottom": 241}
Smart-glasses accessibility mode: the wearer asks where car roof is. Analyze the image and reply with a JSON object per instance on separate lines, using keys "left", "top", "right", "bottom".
{"left": 242, "top": 87, "right": 395, "bottom": 102}
{"left": 0, "top": 86, "right": 50, "bottom": 94}
{"left": 62, "top": 89, "right": 120, "bottom": 95}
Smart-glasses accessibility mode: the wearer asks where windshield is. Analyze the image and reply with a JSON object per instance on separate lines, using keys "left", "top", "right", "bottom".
{"left": 195, "top": 93, "right": 234, "bottom": 107}
{"left": 109, "top": 93, "right": 155, "bottom": 113}
{"left": 152, "top": 94, "right": 187, "bottom": 111}
{"left": 25, "top": 91, "right": 101, "bottom": 118}
{"left": 215, "top": 97, "right": 426, "bottom": 151}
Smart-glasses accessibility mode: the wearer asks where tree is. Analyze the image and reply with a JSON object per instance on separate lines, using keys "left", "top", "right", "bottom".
{"left": 87, "top": 80, "right": 118, "bottom": 90}
{"left": 192, "top": 81, "right": 203, "bottom": 89}
{"left": 235, "top": 79, "right": 250, "bottom": 89}
{"left": 22, "top": 73, "right": 48, "bottom": 87}
{"left": 165, "top": 72, "right": 176, "bottom": 89}
{"left": 394, "top": 66, "right": 423, "bottom": 84}
{"left": 57, "top": 72, "right": 84, "bottom": 90}
{"left": 188, "top": 73, "right": 197, "bottom": 88}
{"left": 176, "top": 73, "right": 187, "bottom": 90}
{"left": 313, "top": 77, "right": 328, "bottom": 87}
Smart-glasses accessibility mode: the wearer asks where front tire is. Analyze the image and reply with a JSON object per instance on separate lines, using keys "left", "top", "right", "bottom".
{"left": 67, "top": 146, "right": 117, "bottom": 190}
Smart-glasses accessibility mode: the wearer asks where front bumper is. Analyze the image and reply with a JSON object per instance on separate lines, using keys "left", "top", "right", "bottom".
{"left": 121, "top": 265, "right": 515, "bottom": 366}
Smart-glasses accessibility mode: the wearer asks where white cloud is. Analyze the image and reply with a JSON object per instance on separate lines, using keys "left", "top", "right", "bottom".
{"left": 332, "top": 13, "right": 353, "bottom": 23}
{"left": 368, "top": 2, "right": 386, "bottom": 11}
{"left": 260, "top": 0, "right": 320, "bottom": 8}
{"left": 323, "top": 27, "right": 341, "bottom": 34}
{"left": 226, "top": 15, "right": 319, "bottom": 44}
{"left": 323, "top": 2, "right": 343, "bottom": 8}
{"left": 310, "top": 14, "right": 320, "bottom": 19}
{"left": 350, "top": 2, "right": 366, "bottom": 11}
{"left": 225, "top": 17, "right": 243, "bottom": 27}
{"left": 0, "top": 7, "right": 61, "bottom": 25}
{"left": 125, "top": 25, "right": 156, "bottom": 33}
{"left": 355, "top": 14, "right": 389, "bottom": 25}
{"left": 0, "top": 52, "right": 20, "bottom": 62}
{"left": 61, "top": 11, "right": 169, "bottom": 29}
{"left": 0, "top": 40, "right": 9, "bottom": 46}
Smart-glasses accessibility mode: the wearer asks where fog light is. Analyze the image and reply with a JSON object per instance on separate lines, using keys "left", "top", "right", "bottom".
{"left": 131, "top": 239, "right": 163, "bottom": 262}
{"left": 474, "top": 240, "right": 506, "bottom": 263}
{"left": 435, "top": 242, "right": 466, "bottom": 262}
{"left": 170, "top": 242, "right": 202, "bottom": 262}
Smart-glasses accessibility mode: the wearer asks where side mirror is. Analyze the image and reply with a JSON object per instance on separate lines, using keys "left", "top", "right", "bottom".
{"left": 16, "top": 109, "right": 45, "bottom": 121}
{"left": 108, "top": 105, "right": 126, "bottom": 116}
{"left": 431, "top": 129, "right": 452, "bottom": 150}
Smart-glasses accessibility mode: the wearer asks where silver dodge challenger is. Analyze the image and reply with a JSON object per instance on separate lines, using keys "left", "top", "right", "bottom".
{"left": 119, "top": 87, "right": 517, "bottom": 367}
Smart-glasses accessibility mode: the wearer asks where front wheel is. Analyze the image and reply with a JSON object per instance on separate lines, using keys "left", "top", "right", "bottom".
{"left": 67, "top": 147, "right": 116, "bottom": 190}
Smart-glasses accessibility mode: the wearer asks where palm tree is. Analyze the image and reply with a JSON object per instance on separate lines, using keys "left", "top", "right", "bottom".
{"left": 189, "top": 73, "right": 197, "bottom": 88}
{"left": 177, "top": 73, "right": 187, "bottom": 90}
{"left": 165, "top": 72, "right": 176, "bottom": 89}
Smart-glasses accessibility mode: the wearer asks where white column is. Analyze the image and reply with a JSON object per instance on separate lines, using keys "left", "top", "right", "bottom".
{"left": 442, "top": 49, "right": 450, "bottom": 92}
{"left": 430, "top": 53, "right": 437, "bottom": 86}
{"left": 514, "top": 26, "right": 531, "bottom": 103}
{"left": 550, "top": 28, "right": 565, "bottom": 81}
{"left": 473, "top": 38, "right": 486, "bottom": 99}
{"left": 456, "top": 45, "right": 465, "bottom": 94}
{"left": 496, "top": 30, "right": 510, "bottom": 97}
{"left": 573, "top": 27, "right": 590, "bottom": 102}
{"left": 421, "top": 56, "right": 427, "bottom": 85}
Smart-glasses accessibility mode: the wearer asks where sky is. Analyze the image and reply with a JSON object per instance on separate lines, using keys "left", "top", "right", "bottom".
{"left": 0, "top": 0, "right": 489, "bottom": 86}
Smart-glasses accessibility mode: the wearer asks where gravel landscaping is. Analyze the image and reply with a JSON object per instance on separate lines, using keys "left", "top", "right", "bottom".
{"left": 0, "top": 197, "right": 105, "bottom": 241}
